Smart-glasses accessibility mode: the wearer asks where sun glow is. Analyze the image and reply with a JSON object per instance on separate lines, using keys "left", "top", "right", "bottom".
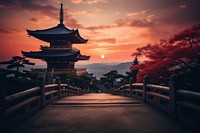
{"left": 101, "top": 55, "right": 105, "bottom": 59}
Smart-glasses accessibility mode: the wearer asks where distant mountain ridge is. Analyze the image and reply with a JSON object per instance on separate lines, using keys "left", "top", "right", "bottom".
{"left": 112, "top": 62, "right": 132, "bottom": 70}
{"left": 77, "top": 62, "right": 132, "bottom": 79}
{"left": 76, "top": 62, "right": 132, "bottom": 71}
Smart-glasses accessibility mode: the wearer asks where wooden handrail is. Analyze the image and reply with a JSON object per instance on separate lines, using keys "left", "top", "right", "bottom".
{"left": 124, "top": 84, "right": 130, "bottom": 87}
{"left": 111, "top": 75, "right": 200, "bottom": 124}
{"left": 177, "top": 90, "right": 200, "bottom": 100}
{"left": 5, "top": 87, "right": 40, "bottom": 103}
{"left": 60, "top": 84, "right": 69, "bottom": 87}
{"left": 1, "top": 80, "right": 84, "bottom": 133}
{"left": 146, "top": 84, "right": 169, "bottom": 92}
{"left": 6, "top": 96, "right": 41, "bottom": 115}
{"left": 45, "top": 84, "right": 58, "bottom": 88}
{"left": 132, "top": 83, "right": 143, "bottom": 87}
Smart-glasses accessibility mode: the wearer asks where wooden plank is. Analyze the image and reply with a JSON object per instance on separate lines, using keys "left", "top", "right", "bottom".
{"left": 132, "top": 89, "right": 143, "bottom": 93}
{"left": 177, "top": 90, "right": 200, "bottom": 101}
{"left": 124, "top": 84, "right": 130, "bottom": 87}
{"left": 60, "top": 89, "right": 67, "bottom": 92}
{"left": 45, "top": 90, "right": 58, "bottom": 96}
{"left": 177, "top": 101, "right": 200, "bottom": 112}
{"left": 132, "top": 83, "right": 143, "bottom": 88}
{"left": 6, "top": 87, "right": 40, "bottom": 103}
{"left": 45, "top": 84, "right": 58, "bottom": 89}
{"left": 6, "top": 96, "right": 40, "bottom": 115}
{"left": 147, "top": 84, "right": 169, "bottom": 92}
{"left": 147, "top": 92, "right": 170, "bottom": 101}
{"left": 60, "top": 84, "right": 69, "bottom": 87}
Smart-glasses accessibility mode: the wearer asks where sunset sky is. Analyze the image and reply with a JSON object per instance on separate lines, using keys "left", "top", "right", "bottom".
{"left": 0, "top": 0, "right": 199, "bottom": 65}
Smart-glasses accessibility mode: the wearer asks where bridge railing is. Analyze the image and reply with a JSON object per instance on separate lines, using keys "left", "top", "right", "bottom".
{"left": 110, "top": 75, "right": 200, "bottom": 130}
{"left": 0, "top": 79, "right": 85, "bottom": 133}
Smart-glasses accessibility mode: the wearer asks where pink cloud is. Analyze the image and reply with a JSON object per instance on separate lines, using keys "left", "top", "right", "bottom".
{"left": 179, "top": 4, "right": 187, "bottom": 9}
{"left": 29, "top": 18, "right": 41, "bottom": 23}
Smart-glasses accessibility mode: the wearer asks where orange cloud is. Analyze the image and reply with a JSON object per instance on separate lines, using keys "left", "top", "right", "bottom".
{"left": 0, "top": 28, "right": 23, "bottom": 34}
{"left": 71, "top": 0, "right": 108, "bottom": 4}
{"left": 89, "top": 38, "right": 117, "bottom": 44}
{"left": 71, "top": 0, "right": 83, "bottom": 4}
{"left": 126, "top": 10, "right": 147, "bottom": 17}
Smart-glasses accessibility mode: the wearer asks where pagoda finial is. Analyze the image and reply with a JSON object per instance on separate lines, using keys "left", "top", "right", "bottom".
{"left": 60, "top": 3, "right": 64, "bottom": 24}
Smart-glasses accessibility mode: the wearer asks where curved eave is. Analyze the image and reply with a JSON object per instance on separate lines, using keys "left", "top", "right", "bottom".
{"left": 27, "top": 29, "right": 76, "bottom": 43}
{"left": 27, "top": 24, "right": 74, "bottom": 34}
{"left": 26, "top": 28, "right": 88, "bottom": 44}
{"left": 78, "top": 55, "right": 90, "bottom": 60}
{"left": 22, "top": 50, "right": 78, "bottom": 59}
{"left": 74, "top": 29, "right": 88, "bottom": 44}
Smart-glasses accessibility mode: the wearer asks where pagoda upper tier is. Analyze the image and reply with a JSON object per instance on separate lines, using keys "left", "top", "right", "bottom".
{"left": 27, "top": 24, "right": 87, "bottom": 43}
{"left": 26, "top": 3, "right": 87, "bottom": 44}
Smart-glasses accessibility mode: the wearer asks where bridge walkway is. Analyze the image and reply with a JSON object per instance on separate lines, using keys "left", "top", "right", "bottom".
{"left": 15, "top": 93, "right": 190, "bottom": 133}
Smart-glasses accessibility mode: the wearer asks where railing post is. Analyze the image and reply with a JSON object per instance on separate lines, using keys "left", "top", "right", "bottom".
{"left": 129, "top": 78, "right": 133, "bottom": 97}
{"left": 40, "top": 81, "right": 46, "bottom": 108}
{"left": 56, "top": 77, "right": 61, "bottom": 98}
{"left": 123, "top": 82, "right": 125, "bottom": 96}
{"left": 169, "top": 75, "right": 178, "bottom": 118}
{"left": 143, "top": 75, "right": 149, "bottom": 102}
{"left": 66, "top": 79, "right": 69, "bottom": 95}
{"left": 0, "top": 88, "right": 6, "bottom": 133}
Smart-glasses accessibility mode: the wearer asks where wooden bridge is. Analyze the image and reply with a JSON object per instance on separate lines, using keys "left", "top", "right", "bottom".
{"left": 0, "top": 76, "right": 200, "bottom": 133}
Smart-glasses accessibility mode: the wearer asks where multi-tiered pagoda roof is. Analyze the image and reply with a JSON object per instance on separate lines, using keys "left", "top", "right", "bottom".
{"left": 22, "top": 3, "right": 90, "bottom": 75}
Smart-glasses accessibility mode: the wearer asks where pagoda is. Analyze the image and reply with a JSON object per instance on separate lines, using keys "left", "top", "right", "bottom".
{"left": 22, "top": 3, "right": 90, "bottom": 75}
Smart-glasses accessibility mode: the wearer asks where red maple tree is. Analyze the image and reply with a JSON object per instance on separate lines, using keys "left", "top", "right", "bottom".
{"left": 131, "top": 24, "right": 200, "bottom": 90}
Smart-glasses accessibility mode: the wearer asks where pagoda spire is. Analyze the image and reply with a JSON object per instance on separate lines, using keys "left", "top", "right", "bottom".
{"left": 60, "top": 3, "right": 64, "bottom": 24}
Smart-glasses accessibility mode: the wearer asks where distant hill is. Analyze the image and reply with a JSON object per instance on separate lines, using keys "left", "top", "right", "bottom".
{"left": 85, "top": 63, "right": 112, "bottom": 70}
{"left": 77, "top": 62, "right": 132, "bottom": 79}
{"left": 112, "top": 62, "right": 132, "bottom": 70}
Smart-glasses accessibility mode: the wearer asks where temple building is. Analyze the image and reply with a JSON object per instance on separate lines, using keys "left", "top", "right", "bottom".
{"left": 22, "top": 3, "right": 90, "bottom": 76}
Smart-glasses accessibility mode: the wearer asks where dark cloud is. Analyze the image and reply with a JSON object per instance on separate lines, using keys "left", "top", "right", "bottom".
{"left": 0, "top": 0, "right": 57, "bottom": 17}
{"left": 0, "top": 0, "right": 83, "bottom": 29}
{"left": 64, "top": 17, "right": 83, "bottom": 29}
{"left": 148, "top": 0, "right": 200, "bottom": 25}
{"left": 116, "top": 18, "right": 156, "bottom": 28}
{"left": 159, "top": 2, "right": 200, "bottom": 25}
{"left": 84, "top": 17, "right": 157, "bottom": 31}
{"left": 0, "top": 28, "right": 23, "bottom": 34}
{"left": 29, "top": 18, "right": 40, "bottom": 23}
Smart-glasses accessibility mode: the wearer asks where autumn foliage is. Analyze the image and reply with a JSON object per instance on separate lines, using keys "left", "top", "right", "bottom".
{"left": 130, "top": 24, "right": 200, "bottom": 90}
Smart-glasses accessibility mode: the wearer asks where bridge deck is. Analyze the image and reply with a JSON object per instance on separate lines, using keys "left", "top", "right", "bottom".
{"left": 15, "top": 93, "right": 190, "bottom": 133}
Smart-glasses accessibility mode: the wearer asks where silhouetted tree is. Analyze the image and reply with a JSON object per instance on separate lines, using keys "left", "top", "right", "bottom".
{"left": 100, "top": 70, "right": 124, "bottom": 89}
{"left": 127, "top": 56, "right": 139, "bottom": 83}
{"left": 0, "top": 56, "right": 35, "bottom": 77}
{"left": 57, "top": 73, "right": 94, "bottom": 90}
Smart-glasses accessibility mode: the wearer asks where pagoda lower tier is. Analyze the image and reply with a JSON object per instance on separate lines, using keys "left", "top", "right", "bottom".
{"left": 22, "top": 49, "right": 90, "bottom": 75}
